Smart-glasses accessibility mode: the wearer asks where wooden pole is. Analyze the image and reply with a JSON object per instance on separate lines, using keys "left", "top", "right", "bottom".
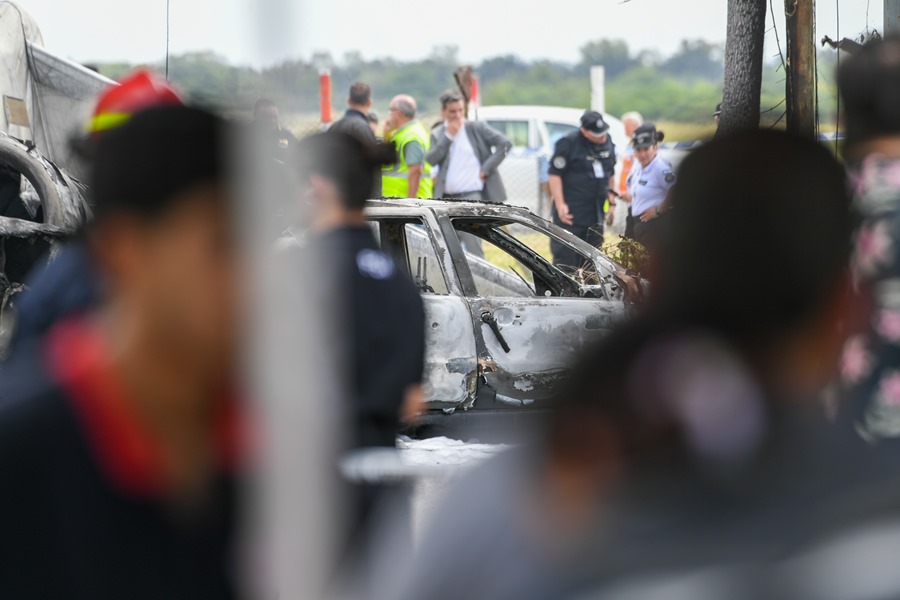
{"left": 785, "top": 0, "right": 816, "bottom": 137}
{"left": 887, "top": 0, "right": 900, "bottom": 35}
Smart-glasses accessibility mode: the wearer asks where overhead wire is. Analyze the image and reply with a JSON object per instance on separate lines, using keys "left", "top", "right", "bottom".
{"left": 767, "top": 0, "right": 790, "bottom": 125}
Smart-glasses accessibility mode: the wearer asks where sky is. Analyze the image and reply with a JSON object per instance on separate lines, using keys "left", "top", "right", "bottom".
{"left": 18, "top": 0, "right": 884, "bottom": 68}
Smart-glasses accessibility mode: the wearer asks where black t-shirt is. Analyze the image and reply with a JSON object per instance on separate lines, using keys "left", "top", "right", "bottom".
{"left": 0, "top": 322, "right": 239, "bottom": 600}
{"left": 548, "top": 130, "right": 617, "bottom": 226}
{"left": 318, "top": 226, "right": 425, "bottom": 448}
{"left": 328, "top": 111, "right": 383, "bottom": 198}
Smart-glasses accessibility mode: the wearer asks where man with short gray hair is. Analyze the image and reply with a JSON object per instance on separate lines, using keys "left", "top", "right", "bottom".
{"left": 382, "top": 95, "right": 433, "bottom": 199}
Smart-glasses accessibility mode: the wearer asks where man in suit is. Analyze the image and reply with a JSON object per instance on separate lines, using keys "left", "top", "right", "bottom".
{"left": 427, "top": 91, "right": 512, "bottom": 257}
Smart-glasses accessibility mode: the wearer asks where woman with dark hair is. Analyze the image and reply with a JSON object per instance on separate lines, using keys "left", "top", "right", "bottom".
{"left": 622, "top": 123, "right": 675, "bottom": 248}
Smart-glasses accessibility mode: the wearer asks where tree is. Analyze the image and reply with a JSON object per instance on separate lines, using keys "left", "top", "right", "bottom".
{"left": 661, "top": 40, "right": 724, "bottom": 80}
{"left": 577, "top": 39, "right": 639, "bottom": 79}
{"left": 718, "top": 0, "right": 768, "bottom": 135}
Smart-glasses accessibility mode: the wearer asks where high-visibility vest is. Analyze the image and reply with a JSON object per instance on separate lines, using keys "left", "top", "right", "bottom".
{"left": 382, "top": 121, "right": 433, "bottom": 199}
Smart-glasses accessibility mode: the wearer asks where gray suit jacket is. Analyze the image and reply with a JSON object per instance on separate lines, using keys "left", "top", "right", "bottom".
{"left": 427, "top": 121, "right": 512, "bottom": 202}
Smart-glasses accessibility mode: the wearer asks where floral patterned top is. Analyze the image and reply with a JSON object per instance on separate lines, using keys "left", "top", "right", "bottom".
{"left": 842, "top": 155, "right": 900, "bottom": 440}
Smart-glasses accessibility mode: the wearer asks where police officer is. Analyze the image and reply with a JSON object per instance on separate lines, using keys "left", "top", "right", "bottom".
{"left": 297, "top": 131, "right": 426, "bottom": 556}
{"left": 624, "top": 123, "right": 675, "bottom": 250}
{"left": 548, "top": 110, "right": 617, "bottom": 270}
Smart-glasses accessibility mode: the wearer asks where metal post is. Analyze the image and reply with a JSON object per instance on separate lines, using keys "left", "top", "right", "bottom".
{"left": 887, "top": 0, "right": 900, "bottom": 35}
{"left": 318, "top": 70, "right": 332, "bottom": 125}
{"left": 590, "top": 66, "right": 606, "bottom": 114}
{"left": 785, "top": 0, "right": 816, "bottom": 137}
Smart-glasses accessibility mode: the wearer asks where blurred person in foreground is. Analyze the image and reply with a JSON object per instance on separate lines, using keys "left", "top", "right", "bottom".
{"left": 610, "top": 111, "right": 642, "bottom": 236}
{"left": 381, "top": 94, "right": 433, "bottom": 199}
{"left": 0, "top": 106, "right": 243, "bottom": 599}
{"left": 252, "top": 97, "right": 297, "bottom": 155}
{"left": 427, "top": 91, "right": 512, "bottom": 257}
{"left": 296, "top": 131, "right": 425, "bottom": 556}
{"left": 7, "top": 70, "right": 183, "bottom": 358}
{"left": 622, "top": 123, "right": 675, "bottom": 250}
{"left": 548, "top": 110, "right": 616, "bottom": 271}
{"left": 382, "top": 130, "right": 900, "bottom": 600}
{"left": 837, "top": 35, "right": 900, "bottom": 441}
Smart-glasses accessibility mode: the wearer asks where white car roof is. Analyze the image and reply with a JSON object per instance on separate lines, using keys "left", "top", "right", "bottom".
{"left": 476, "top": 105, "right": 623, "bottom": 127}
{"left": 474, "top": 105, "right": 627, "bottom": 152}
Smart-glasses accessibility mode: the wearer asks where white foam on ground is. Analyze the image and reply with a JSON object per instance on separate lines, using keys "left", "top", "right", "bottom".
{"left": 396, "top": 435, "right": 509, "bottom": 468}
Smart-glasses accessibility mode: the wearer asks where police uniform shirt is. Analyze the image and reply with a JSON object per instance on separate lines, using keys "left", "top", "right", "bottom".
{"left": 630, "top": 155, "right": 676, "bottom": 217}
{"left": 320, "top": 226, "right": 426, "bottom": 449}
{"left": 548, "top": 130, "right": 617, "bottom": 226}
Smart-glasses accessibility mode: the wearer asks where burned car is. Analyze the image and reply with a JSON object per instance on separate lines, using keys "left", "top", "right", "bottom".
{"left": 365, "top": 198, "right": 641, "bottom": 419}
{"left": 0, "top": 134, "right": 86, "bottom": 338}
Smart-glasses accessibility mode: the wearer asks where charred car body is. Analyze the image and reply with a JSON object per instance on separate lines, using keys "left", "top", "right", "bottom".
{"left": 366, "top": 199, "right": 641, "bottom": 420}
{"left": 0, "top": 135, "right": 86, "bottom": 337}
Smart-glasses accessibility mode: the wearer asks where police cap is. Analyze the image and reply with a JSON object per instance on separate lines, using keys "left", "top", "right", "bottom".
{"left": 633, "top": 123, "right": 664, "bottom": 149}
{"left": 580, "top": 110, "right": 610, "bottom": 136}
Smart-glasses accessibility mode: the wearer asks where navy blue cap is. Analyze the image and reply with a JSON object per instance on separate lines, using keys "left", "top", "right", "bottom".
{"left": 633, "top": 123, "right": 664, "bottom": 148}
{"left": 580, "top": 110, "right": 610, "bottom": 135}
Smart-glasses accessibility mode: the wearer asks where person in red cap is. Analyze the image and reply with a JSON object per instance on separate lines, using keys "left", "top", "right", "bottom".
{"left": 0, "top": 105, "right": 242, "bottom": 599}
{"left": 7, "top": 70, "right": 183, "bottom": 356}
{"left": 88, "top": 70, "right": 183, "bottom": 135}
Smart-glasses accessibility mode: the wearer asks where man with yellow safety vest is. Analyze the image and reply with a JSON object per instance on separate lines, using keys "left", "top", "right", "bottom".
{"left": 382, "top": 95, "right": 433, "bottom": 199}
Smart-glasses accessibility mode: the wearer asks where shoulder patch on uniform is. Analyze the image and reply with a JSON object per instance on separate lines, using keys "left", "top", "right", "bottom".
{"left": 552, "top": 156, "right": 567, "bottom": 169}
{"left": 664, "top": 171, "right": 676, "bottom": 184}
{"left": 357, "top": 249, "right": 395, "bottom": 280}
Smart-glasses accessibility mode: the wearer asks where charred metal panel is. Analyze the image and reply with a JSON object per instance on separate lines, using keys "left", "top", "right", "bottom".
{"left": 474, "top": 298, "right": 621, "bottom": 403}
{"left": 421, "top": 295, "right": 478, "bottom": 409}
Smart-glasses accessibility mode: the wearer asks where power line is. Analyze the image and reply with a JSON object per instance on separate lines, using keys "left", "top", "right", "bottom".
{"left": 767, "top": 0, "right": 790, "bottom": 122}
{"left": 866, "top": 0, "right": 872, "bottom": 34}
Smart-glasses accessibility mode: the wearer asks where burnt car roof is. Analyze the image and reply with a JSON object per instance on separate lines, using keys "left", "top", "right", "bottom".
{"left": 367, "top": 197, "right": 533, "bottom": 214}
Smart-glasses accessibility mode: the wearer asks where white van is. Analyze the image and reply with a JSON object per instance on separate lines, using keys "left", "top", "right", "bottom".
{"left": 472, "top": 106, "right": 627, "bottom": 219}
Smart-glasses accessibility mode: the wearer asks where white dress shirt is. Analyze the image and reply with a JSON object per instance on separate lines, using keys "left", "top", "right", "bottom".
{"left": 444, "top": 122, "right": 484, "bottom": 195}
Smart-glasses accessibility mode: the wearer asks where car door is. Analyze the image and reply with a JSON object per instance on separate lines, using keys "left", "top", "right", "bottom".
{"left": 365, "top": 207, "right": 479, "bottom": 411}
{"left": 444, "top": 213, "right": 624, "bottom": 408}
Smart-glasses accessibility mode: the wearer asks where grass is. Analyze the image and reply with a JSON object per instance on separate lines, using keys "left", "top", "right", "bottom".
{"left": 655, "top": 121, "right": 717, "bottom": 142}
{"left": 482, "top": 228, "right": 637, "bottom": 278}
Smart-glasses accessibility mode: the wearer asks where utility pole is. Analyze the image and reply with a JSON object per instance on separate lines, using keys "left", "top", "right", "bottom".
{"left": 718, "top": 0, "right": 767, "bottom": 136}
{"left": 785, "top": 0, "right": 816, "bottom": 138}
{"left": 887, "top": 0, "right": 900, "bottom": 35}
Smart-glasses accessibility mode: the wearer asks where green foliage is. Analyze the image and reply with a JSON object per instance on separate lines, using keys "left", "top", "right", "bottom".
{"left": 90, "top": 37, "right": 841, "bottom": 132}
{"left": 481, "top": 61, "right": 589, "bottom": 108}
{"left": 578, "top": 39, "right": 640, "bottom": 78}
{"left": 606, "top": 67, "right": 722, "bottom": 122}
{"left": 602, "top": 237, "right": 650, "bottom": 275}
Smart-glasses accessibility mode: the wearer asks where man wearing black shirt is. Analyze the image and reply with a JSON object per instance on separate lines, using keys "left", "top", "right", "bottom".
{"left": 548, "top": 110, "right": 617, "bottom": 271}
{"left": 253, "top": 98, "right": 298, "bottom": 156}
{"left": 0, "top": 106, "right": 242, "bottom": 599}
{"left": 297, "top": 132, "right": 425, "bottom": 559}
{"left": 299, "top": 132, "right": 424, "bottom": 449}
{"left": 329, "top": 82, "right": 383, "bottom": 198}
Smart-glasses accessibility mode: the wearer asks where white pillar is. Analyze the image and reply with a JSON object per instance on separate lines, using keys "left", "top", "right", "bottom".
{"left": 590, "top": 66, "right": 606, "bottom": 114}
